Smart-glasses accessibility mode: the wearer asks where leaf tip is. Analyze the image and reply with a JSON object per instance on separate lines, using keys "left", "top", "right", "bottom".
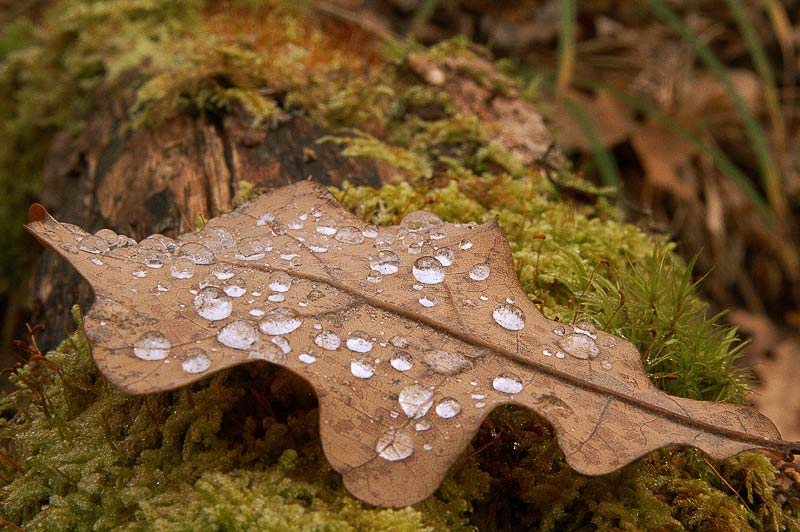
{"left": 27, "top": 203, "right": 50, "bottom": 223}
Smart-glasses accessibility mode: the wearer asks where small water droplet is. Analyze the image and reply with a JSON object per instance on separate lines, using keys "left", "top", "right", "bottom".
{"left": 211, "top": 263, "right": 235, "bottom": 280}
{"left": 553, "top": 325, "right": 566, "bottom": 337}
{"left": 375, "top": 233, "right": 395, "bottom": 249}
{"left": 369, "top": 250, "right": 400, "bottom": 275}
{"left": 412, "top": 284, "right": 423, "bottom": 291}
{"left": 389, "top": 335, "right": 409, "bottom": 348}
{"left": 287, "top": 216, "right": 304, "bottom": 230}
{"left": 435, "top": 398, "right": 461, "bottom": 419}
{"left": 335, "top": 226, "right": 365, "bottom": 244}
{"left": 132, "top": 269, "right": 146, "bottom": 278}
{"left": 234, "top": 237, "right": 267, "bottom": 260}
{"left": 430, "top": 227, "right": 446, "bottom": 240}
{"left": 259, "top": 307, "right": 303, "bottom": 335}
{"left": 423, "top": 349, "right": 471, "bottom": 375}
{"left": 248, "top": 341, "right": 286, "bottom": 364}
{"left": 434, "top": 247, "right": 454, "bottom": 266}
{"left": 59, "top": 242, "right": 80, "bottom": 254}
{"left": 178, "top": 242, "right": 215, "bottom": 264}
{"left": 90, "top": 257, "right": 103, "bottom": 266}
{"left": 390, "top": 351, "right": 413, "bottom": 371}
{"left": 194, "top": 287, "right": 233, "bottom": 321}
{"left": 469, "top": 263, "right": 490, "bottom": 281}
{"left": 268, "top": 271, "right": 292, "bottom": 292}
{"left": 376, "top": 428, "right": 414, "bottom": 461}
{"left": 418, "top": 295, "right": 437, "bottom": 307}
{"left": 217, "top": 321, "right": 258, "bottom": 350}
{"left": 268, "top": 293, "right": 285, "bottom": 302}
{"left": 416, "top": 420, "right": 431, "bottom": 431}
{"left": 256, "top": 212, "right": 276, "bottom": 225}
{"left": 307, "top": 234, "right": 329, "bottom": 253}
{"left": 142, "top": 251, "right": 165, "bottom": 269}
{"left": 94, "top": 228, "right": 118, "bottom": 247}
{"left": 423, "top": 443, "right": 433, "bottom": 451}
{"left": 366, "top": 270, "right": 382, "bottom": 283}
{"left": 272, "top": 336, "right": 291, "bottom": 354}
{"left": 79, "top": 235, "right": 110, "bottom": 254}
{"left": 182, "top": 348, "right": 211, "bottom": 373}
{"left": 350, "top": 356, "right": 375, "bottom": 378}
{"left": 479, "top": 295, "right": 488, "bottom": 301}
{"left": 601, "top": 360, "right": 613, "bottom": 370}
{"left": 413, "top": 256, "right": 445, "bottom": 284}
{"left": 492, "top": 373, "right": 524, "bottom": 394}
{"left": 346, "top": 330, "right": 373, "bottom": 353}
{"left": 556, "top": 351, "right": 566, "bottom": 359}
{"left": 133, "top": 331, "right": 171, "bottom": 360}
{"left": 316, "top": 216, "right": 337, "bottom": 235}
{"left": 543, "top": 349, "right": 554, "bottom": 357}
{"left": 459, "top": 239, "right": 473, "bottom": 250}
{"left": 314, "top": 330, "right": 341, "bottom": 351}
{"left": 362, "top": 224, "right": 378, "bottom": 238}
{"left": 574, "top": 322, "right": 598, "bottom": 338}
{"left": 223, "top": 284, "right": 246, "bottom": 297}
{"left": 401, "top": 211, "right": 443, "bottom": 233}
{"left": 492, "top": 304, "right": 526, "bottom": 331}
{"left": 298, "top": 351, "right": 318, "bottom": 364}
{"left": 249, "top": 309, "right": 265, "bottom": 317}
{"left": 399, "top": 384, "right": 434, "bottom": 418}
{"left": 169, "top": 258, "right": 196, "bottom": 279}
{"left": 557, "top": 333, "right": 601, "bottom": 359}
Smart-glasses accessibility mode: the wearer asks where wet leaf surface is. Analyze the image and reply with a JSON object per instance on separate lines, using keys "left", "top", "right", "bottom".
{"left": 25, "top": 181, "right": 799, "bottom": 507}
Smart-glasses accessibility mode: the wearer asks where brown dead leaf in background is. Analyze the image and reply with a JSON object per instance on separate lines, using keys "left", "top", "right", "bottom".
{"left": 25, "top": 181, "right": 799, "bottom": 507}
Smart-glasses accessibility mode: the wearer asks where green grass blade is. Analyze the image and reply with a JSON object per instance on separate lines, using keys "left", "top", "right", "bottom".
{"left": 646, "top": 0, "right": 783, "bottom": 224}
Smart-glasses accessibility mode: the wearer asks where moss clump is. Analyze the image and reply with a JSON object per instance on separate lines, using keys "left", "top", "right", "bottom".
{"left": 2, "top": 0, "right": 798, "bottom": 530}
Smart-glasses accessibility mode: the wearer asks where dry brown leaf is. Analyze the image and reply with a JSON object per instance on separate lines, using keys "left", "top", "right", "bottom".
{"left": 25, "top": 181, "right": 799, "bottom": 507}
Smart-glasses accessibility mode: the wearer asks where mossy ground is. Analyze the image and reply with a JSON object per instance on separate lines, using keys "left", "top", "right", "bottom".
{"left": 1, "top": 1, "right": 798, "bottom": 530}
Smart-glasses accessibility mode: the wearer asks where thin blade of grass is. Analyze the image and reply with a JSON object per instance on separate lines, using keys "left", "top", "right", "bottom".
{"left": 646, "top": 0, "right": 785, "bottom": 225}
{"left": 555, "top": 0, "right": 576, "bottom": 99}
{"left": 563, "top": 97, "right": 621, "bottom": 187}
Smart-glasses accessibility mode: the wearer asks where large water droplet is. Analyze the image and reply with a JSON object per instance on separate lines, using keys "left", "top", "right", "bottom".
{"left": 492, "top": 373, "right": 524, "bottom": 394}
{"left": 268, "top": 271, "right": 292, "bottom": 292}
{"left": 259, "top": 307, "right": 302, "bottom": 335}
{"left": 234, "top": 237, "right": 266, "bottom": 260}
{"left": 142, "top": 251, "right": 166, "bottom": 269}
{"left": 369, "top": 250, "right": 400, "bottom": 275}
{"left": 376, "top": 428, "right": 414, "bottom": 461}
{"left": 133, "top": 331, "right": 171, "bottom": 360}
{"left": 346, "top": 330, "right": 373, "bottom": 353}
{"left": 248, "top": 341, "right": 286, "bottom": 364}
{"left": 79, "top": 235, "right": 110, "bottom": 254}
{"left": 182, "top": 348, "right": 211, "bottom": 373}
{"left": 492, "top": 304, "right": 525, "bottom": 331}
{"left": 423, "top": 349, "right": 471, "bottom": 375}
{"left": 401, "top": 210, "right": 443, "bottom": 233}
{"left": 436, "top": 398, "right": 461, "bottom": 419}
{"left": 399, "top": 384, "right": 434, "bottom": 418}
{"left": 335, "top": 226, "right": 364, "bottom": 245}
{"left": 413, "top": 256, "right": 445, "bottom": 284}
{"left": 194, "top": 287, "right": 233, "bottom": 321}
{"left": 469, "top": 263, "right": 490, "bottom": 281}
{"left": 287, "top": 216, "right": 304, "bottom": 230}
{"left": 217, "top": 320, "right": 258, "bottom": 350}
{"left": 307, "top": 234, "right": 329, "bottom": 253}
{"left": 350, "top": 356, "right": 375, "bottom": 379}
{"left": 314, "top": 330, "right": 341, "bottom": 351}
{"left": 557, "top": 333, "right": 600, "bottom": 359}
{"left": 390, "top": 351, "right": 413, "bottom": 371}
{"left": 177, "top": 242, "right": 215, "bottom": 264}
{"left": 434, "top": 247, "right": 454, "bottom": 266}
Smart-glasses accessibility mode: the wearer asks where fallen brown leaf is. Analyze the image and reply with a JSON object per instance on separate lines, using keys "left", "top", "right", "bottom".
{"left": 24, "top": 181, "right": 799, "bottom": 507}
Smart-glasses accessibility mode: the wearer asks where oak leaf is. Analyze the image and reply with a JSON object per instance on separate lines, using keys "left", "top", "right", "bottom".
{"left": 25, "top": 181, "right": 799, "bottom": 507}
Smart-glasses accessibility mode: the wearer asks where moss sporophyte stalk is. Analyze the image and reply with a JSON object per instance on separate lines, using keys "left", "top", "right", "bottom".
{"left": 1, "top": 1, "right": 798, "bottom": 530}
